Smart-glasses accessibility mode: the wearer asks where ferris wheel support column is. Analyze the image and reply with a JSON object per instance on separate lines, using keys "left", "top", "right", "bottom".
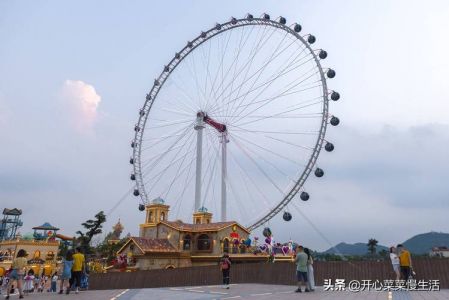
{"left": 194, "top": 112, "right": 205, "bottom": 212}
{"left": 221, "top": 132, "right": 229, "bottom": 221}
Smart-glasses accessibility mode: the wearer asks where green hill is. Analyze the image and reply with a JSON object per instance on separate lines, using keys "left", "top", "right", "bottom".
{"left": 323, "top": 242, "right": 388, "bottom": 255}
{"left": 402, "top": 232, "right": 449, "bottom": 254}
{"left": 322, "top": 232, "right": 449, "bottom": 255}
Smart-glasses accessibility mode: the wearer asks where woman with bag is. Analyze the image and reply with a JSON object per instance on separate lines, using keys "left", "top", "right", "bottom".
{"left": 220, "top": 253, "right": 231, "bottom": 289}
{"left": 5, "top": 249, "right": 27, "bottom": 299}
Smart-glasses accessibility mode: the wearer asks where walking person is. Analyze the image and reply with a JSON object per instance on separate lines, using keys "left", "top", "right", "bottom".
{"left": 5, "top": 249, "right": 27, "bottom": 299}
{"left": 397, "top": 244, "right": 413, "bottom": 280}
{"left": 220, "top": 253, "right": 231, "bottom": 289}
{"left": 389, "top": 246, "right": 400, "bottom": 281}
{"left": 294, "top": 245, "right": 310, "bottom": 293}
{"left": 72, "top": 247, "right": 85, "bottom": 294}
{"left": 50, "top": 272, "right": 58, "bottom": 292}
{"left": 23, "top": 269, "right": 35, "bottom": 294}
{"left": 304, "top": 248, "right": 315, "bottom": 291}
{"left": 59, "top": 250, "right": 74, "bottom": 294}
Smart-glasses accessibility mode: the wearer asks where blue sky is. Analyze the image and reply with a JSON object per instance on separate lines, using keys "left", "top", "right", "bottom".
{"left": 1, "top": 0, "right": 448, "bottom": 251}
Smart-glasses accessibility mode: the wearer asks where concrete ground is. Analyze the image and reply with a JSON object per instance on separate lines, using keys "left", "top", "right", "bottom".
{"left": 3, "top": 284, "right": 448, "bottom": 300}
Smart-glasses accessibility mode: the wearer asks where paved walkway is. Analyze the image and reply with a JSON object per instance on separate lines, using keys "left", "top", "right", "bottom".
{"left": 2, "top": 284, "right": 448, "bottom": 299}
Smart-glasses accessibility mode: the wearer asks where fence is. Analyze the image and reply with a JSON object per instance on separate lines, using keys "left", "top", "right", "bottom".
{"left": 89, "top": 258, "right": 449, "bottom": 290}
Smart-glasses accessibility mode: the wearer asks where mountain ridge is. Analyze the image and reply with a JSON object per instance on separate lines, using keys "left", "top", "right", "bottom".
{"left": 322, "top": 232, "right": 449, "bottom": 255}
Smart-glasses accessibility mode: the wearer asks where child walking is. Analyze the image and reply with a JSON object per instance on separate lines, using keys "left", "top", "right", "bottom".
{"left": 59, "top": 250, "right": 74, "bottom": 294}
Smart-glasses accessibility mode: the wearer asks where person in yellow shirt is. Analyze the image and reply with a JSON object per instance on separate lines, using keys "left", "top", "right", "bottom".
{"left": 6, "top": 249, "right": 28, "bottom": 299}
{"left": 71, "top": 247, "right": 85, "bottom": 294}
{"left": 397, "top": 244, "right": 412, "bottom": 280}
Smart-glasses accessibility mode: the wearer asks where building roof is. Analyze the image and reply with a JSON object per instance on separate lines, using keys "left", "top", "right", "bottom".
{"left": 161, "top": 220, "right": 250, "bottom": 233}
{"left": 2, "top": 208, "right": 22, "bottom": 216}
{"left": 127, "top": 237, "right": 179, "bottom": 253}
{"left": 32, "top": 222, "right": 59, "bottom": 231}
{"left": 151, "top": 197, "right": 166, "bottom": 205}
{"left": 197, "top": 206, "right": 208, "bottom": 213}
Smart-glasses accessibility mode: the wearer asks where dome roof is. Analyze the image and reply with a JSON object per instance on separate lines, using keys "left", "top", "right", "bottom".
{"left": 151, "top": 197, "right": 165, "bottom": 205}
{"left": 197, "top": 206, "right": 208, "bottom": 213}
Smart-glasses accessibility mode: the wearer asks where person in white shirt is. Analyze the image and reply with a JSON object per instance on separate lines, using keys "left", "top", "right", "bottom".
{"left": 389, "top": 246, "right": 400, "bottom": 281}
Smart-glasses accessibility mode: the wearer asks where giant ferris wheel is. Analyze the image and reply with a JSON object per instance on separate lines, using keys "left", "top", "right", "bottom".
{"left": 130, "top": 14, "right": 340, "bottom": 231}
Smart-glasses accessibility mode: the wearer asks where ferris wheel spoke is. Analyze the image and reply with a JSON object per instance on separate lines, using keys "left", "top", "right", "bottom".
{"left": 184, "top": 52, "right": 208, "bottom": 109}
{"left": 232, "top": 69, "right": 321, "bottom": 124}
{"left": 205, "top": 27, "right": 245, "bottom": 111}
{"left": 208, "top": 24, "right": 276, "bottom": 113}
{"left": 141, "top": 134, "right": 194, "bottom": 178}
{"left": 199, "top": 35, "right": 218, "bottom": 111}
{"left": 204, "top": 28, "right": 234, "bottom": 111}
{"left": 141, "top": 129, "right": 191, "bottom": 143}
{"left": 263, "top": 135, "right": 315, "bottom": 151}
{"left": 144, "top": 134, "right": 196, "bottom": 193}
{"left": 141, "top": 126, "right": 194, "bottom": 174}
{"left": 199, "top": 129, "right": 218, "bottom": 206}
{"left": 205, "top": 25, "right": 251, "bottom": 114}
{"left": 201, "top": 130, "right": 220, "bottom": 208}
{"left": 213, "top": 112, "right": 322, "bottom": 119}
{"left": 166, "top": 73, "right": 203, "bottom": 112}
{"left": 224, "top": 81, "right": 322, "bottom": 120}
{"left": 230, "top": 62, "right": 320, "bottom": 120}
{"left": 227, "top": 176, "right": 251, "bottom": 224}
{"left": 230, "top": 125, "right": 320, "bottom": 136}
{"left": 141, "top": 124, "right": 193, "bottom": 151}
{"left": 230, "top": 74, "right": 322, "bottom": 112}
{"left": 234, "top": 133, "right": 297, "bottom": 182}
{"left": 171, "top": 153, "right": 197, "bottom": 219}
{"left": 227, "top": 147, "right": 273, "bottom": 211}
{"left": 223, "top": 32, "right": 296, "bottom": 119}
{"left": 235, "top": 97, "right": 323, "bottom": 127}
{"left": 232, "top": 137, "right": 285, "bottom": 196}
{"left": 159, "top": 90, "right": 199, "bottom": 115}
{"left": 209, "top": 47, "right": 310, "bottom": 117}
{"left": 161, "top": 142, "right": 197, "bottom": 200}
{"left": 231, "top": 132, "right": 306, "bottom": 167}
{"left": 146, "top": 119, "right": 194, "bottom": 130}
{"left": 210, "top": 40, "right": 309, "bottom": 116}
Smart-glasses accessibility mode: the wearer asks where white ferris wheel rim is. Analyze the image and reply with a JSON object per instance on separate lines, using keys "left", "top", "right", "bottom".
{"left": 131, "top": 15, "right": 331, "bottom": 231}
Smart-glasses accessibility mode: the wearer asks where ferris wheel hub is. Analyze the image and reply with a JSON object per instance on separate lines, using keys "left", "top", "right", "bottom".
{"left": 195, "top": 111, "right": 227, "bottom": 133}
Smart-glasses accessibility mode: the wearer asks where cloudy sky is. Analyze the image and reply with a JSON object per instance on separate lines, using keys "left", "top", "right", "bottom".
{"left": 1, "top": 0, "right": 448, "bottom": 251}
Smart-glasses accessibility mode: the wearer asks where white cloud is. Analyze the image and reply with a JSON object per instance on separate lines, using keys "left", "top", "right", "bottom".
{"left": 61, "top": 80, "right": 101, "bottom": 132}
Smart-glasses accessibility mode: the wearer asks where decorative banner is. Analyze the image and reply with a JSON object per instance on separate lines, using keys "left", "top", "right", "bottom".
{"left": 230, "top": 232, "right": 239, "bottom": 239}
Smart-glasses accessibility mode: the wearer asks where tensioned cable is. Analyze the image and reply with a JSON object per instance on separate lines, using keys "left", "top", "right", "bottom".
{"left": 205, "top": 25, "right": 253, "bottom": 114}
{"left": 226, "top": 142, "right": 273, "bottom": 215}
{"left": 141, "top": 127, "right": 194, "bottom": 179}
{"left": 231, "top": 132, "right": 307, "bottom": 167}
{"left": 209, "top": 38, "right": 310, "bottom": 116}
{"left": 224, "top": 56, "right": 318, "bottom": 120}
{"left": 223, "top": 29, "right": 292, "bottom": 121}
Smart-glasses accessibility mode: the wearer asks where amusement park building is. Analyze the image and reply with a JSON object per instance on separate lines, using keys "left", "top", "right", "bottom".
{"left": 0, "top": 221, "right": 64, "bottom": 277}
{"left": 117, "top": 198, "right": 256, "bottom": 270}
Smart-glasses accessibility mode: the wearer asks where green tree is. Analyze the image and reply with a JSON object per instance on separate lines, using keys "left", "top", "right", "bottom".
{"left": 76, "top": 211, "right": 107, "bottom": 254}
{"left": 367, "top": 238, "right": 378, "bottom": 255}
{"left": 378, "top": 249, "right": 388, "bottom": 259}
